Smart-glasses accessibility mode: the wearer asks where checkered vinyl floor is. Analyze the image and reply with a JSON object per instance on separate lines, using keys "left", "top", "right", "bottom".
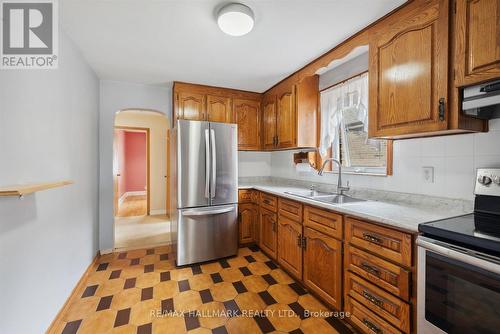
{"left": 50, "top": 245, "right": 354, "bottom": 334}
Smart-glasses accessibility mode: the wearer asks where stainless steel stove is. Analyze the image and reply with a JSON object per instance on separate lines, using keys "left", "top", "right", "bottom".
{"left": 417, "top": 168, "right": 500, "bottom": 334}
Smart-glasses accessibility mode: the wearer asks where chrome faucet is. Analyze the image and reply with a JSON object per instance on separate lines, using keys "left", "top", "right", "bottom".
{"left": 317, "top": 158, "right": 350, "bottom": 195}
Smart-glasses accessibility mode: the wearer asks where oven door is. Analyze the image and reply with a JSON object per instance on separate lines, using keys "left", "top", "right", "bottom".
{"left": 417, "top": 236, "right": 500, "bottom": 334}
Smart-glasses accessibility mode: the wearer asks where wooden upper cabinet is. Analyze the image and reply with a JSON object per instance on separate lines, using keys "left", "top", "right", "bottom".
{"left": 454, "top": 0, "right": 500, "bottom": 86}
{"left": 276, "top": 86, "right": 296, "bottom": 148}
{"left": 207, "top": 95, "right": 232, "bottom": 123}
{"left": 369, "top": 0, "right": 449, "bottom": 138}
{"left": 262, "top": 96, "right": 277, "bottom": 149}
{"left": 233, "top": 99, "right": 261, "bottom": 150}
{"left": 176, "top": 91, "right": 206, "bottom": 121}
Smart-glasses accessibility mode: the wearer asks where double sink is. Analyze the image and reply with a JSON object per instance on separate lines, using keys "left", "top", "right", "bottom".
{"left": 285, "top": 189, "right": 366, "bottom": 205}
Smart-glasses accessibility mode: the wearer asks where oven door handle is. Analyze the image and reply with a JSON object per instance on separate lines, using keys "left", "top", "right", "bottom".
{"left": 417, "top": 236, "right": 500, "bottom": 275}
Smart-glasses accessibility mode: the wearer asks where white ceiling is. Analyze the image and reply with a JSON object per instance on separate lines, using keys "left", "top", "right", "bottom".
{"left": 61, "top": 0, "right": 405, "bottom": 92}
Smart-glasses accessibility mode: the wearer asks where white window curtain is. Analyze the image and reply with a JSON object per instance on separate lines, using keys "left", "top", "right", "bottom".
{"left": 319, "top": 72, "right": 370, "bottom": 159}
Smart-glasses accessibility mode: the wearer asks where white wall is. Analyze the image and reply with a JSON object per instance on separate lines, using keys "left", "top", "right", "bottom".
{"left": 238, "top": 151, "right": 272, "bottom": 177}
{"left": 270, "top": 120, "right": 500, "bottom": 200}
{"left": 0, "top": 33, "right": 99, "bottom": 334}
{"left": 99, "top": 81, "right": 171, "bottom": 251}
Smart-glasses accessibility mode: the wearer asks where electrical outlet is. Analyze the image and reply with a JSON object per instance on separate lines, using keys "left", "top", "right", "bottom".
{"left": 423, "top": 166, "right": 434, "bottom": 183}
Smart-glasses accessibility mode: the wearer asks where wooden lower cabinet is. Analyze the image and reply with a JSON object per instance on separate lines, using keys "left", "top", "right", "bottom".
{"left": 259, "top": 207, "right": 278, "bottom": 259}
{"left": 303, "top": 227, "right": 342, "bottom": 310}
{"left": 238, "top": 203, "right": 257, "bottom": 244}
{"left": 345, "top": 296, "right": 403, "bottom": 334}
{"left": 277, "top": 217, "right": 303, "bottom": 279}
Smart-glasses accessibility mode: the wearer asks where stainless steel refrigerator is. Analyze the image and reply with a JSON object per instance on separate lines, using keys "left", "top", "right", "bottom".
{"left": 170, "top": 120, "right": 238, "bottom": 266}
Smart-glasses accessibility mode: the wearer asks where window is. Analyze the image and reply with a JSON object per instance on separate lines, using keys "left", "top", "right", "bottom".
{"left": 319, "top": 72, "right": 390, "bottom": 175}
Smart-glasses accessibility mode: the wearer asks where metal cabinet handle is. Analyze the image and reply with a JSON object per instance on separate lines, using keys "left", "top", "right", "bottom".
{"left": 439, "top": 97, "right": 445, "bottom": 121}
{"left": 297, "top": 234, "right": 302, "bottom": 247}
{"left": 363, "top": 233, "right": 383, "bottom": 245}
{"left": 362, "top": 290, "right": 383, "bottom": 307}
{"left": 204, "top": 129, "right": 210, "bottom": 199}
{"left": 210, "top": 129, "right": 216, "bottom": 199}
{"left": 272, "top": 221, "right": 276, "bottom": 232}
{"left": 362, "top": 318, "right": 382, "bottom": 334}
{"left": 361, "top": 262, "right": 381, "bottom": 277}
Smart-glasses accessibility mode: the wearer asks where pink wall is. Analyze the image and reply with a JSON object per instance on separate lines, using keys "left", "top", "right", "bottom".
{"left": 124, "top": 131, "right": 147, "bottom": 192}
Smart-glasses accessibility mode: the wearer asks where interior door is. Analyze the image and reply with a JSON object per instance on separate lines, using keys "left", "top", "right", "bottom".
{"left": 166, "top": 130, "right": 170, "bottom": 218}
{"left": 177, "top": 120, "right": 210, "bottom": 208}
{"left": 209, "top": 122, "right": 238, "bottom": 206}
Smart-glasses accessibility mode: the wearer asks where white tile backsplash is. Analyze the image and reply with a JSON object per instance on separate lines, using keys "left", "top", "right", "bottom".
{"left": 238, "top": 127, "right": 500, "bottom": 201}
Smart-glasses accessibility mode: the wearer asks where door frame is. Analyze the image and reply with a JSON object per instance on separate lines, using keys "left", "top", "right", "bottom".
{"left": 114, "top": 126, "right": 151, "bottom": 216}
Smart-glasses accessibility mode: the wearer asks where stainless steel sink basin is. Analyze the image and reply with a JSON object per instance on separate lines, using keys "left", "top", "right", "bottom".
{"left": 314, "top": 195, "right": 366, "bottom": 204}
{"left": 285, "top": 190, "right": 336, "bottom": 199}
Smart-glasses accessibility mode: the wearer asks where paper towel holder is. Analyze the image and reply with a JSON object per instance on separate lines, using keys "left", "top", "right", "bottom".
{"left": 293, "top": 151, "right": 317, "bottom": 169}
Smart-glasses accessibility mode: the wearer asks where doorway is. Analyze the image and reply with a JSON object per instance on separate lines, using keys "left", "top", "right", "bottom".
{"left": 113, "top": 109, "right": 170, "bottom": 250}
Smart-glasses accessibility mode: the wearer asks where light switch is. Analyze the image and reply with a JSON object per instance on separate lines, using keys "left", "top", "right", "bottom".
{"left": 423, "top": 166, "right": 434, "bottom": 183}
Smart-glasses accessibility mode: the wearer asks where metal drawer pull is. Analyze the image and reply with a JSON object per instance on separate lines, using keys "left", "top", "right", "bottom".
{"left": 362, "top": 290, "right": 383, "bottom": 307}
{"left": 363, "top": 233, "right": 383, "bottom": 245}
{"left": 362, "top": 318, "right": 382, "bottom": 334}
{"left": 361, "top": 262, "right": 381, "bottom": 276}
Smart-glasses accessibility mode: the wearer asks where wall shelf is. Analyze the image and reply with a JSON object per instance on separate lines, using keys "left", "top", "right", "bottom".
{"left": 0, "top": 180, "right": 74, "bottom": 197}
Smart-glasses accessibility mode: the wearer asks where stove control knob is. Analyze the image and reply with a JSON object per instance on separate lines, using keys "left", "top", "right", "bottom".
{"left": 478, "top": 175, "right": 492, "bottom": 185}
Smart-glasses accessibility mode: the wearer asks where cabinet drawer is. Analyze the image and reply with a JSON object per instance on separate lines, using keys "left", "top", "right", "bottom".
{"left": 238, "top": 190, "right": 254, "bottom": 203}
{"left": 260, "top": 193, "right": 277, "bottom": 212}
{"left": 345, "top": 245, "right": 410, "bottom": 301}
{"left": 278, "top": 198, "right": 303, "bottom": 222}
{"left": 345, "top": 296, "right": 402, "bottom": 334}
{"left": 345, "top": 218, "right": 412, "bottom": 267}
{"left": 304, "top": 206, "right": 342, "bottom": 240}
{"left": 345, "top": 272, "right": 410, "bottom": 333}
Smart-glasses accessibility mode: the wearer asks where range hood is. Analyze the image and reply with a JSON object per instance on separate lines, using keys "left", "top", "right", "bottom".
{"left": 462, "top": 79, "right": 500, "bottom": 119}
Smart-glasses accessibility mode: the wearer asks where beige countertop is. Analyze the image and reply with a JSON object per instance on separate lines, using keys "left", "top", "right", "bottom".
{"left": 239, "top": 182, "right": 472, "bottom": 233}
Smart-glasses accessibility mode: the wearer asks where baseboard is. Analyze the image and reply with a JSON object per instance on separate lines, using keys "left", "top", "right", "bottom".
{"left": 118, "top": 191, "right": 147, "bottom": 206}
{"left": 150, "top": 209, "right": 167, "bottom": 215}
{"left": 45, "top": 251, "right": 100, "bottom": 333}
{"left": 100, "top": 248, "right": 113, "bottom": 255}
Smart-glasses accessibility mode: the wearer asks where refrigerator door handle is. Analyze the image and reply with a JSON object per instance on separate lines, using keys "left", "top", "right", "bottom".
{"left": 204, "top": 129, "right": 210, "bottom": 199}
{"left": 182, "top": 206, "right": 235, "bottom": 217}
{"left": 210, "top": 128, "right": 216, "bottom": 199}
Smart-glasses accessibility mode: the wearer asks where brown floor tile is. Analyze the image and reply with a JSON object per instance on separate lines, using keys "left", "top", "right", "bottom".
{"left": 63, "top": 296, "right": 100, "bottom": 322}
{"left": 152, "top": 315, "right": 186, "bottom": 334}
{"left": 112, "top": 288, "right": 142, "bottom": 310}
{"left": 201, "top": 261, "right": 223, "bottom": 274}
{"left": 267, "top": 284, "right": 299, "bottom": 304}
{"left": 227, "top": 256, "right": 248, "bottom": 268}
{"left": 96, "top": 295, "right": 114, "bottom": 311}
{"left": 219, "top": 267, "right": 244, "bottom": 283}
{"left": 234, "top": 291, "right": 267, "bottom": 312}
{"left": 225, "top": 316, "right": 261, "bottom": 334}
{"left": 141, "top": 287, "right": 154, "bottom": 301}
{"left": 114, "top": 307, "right": 131, "bottom": 327}
{"left": 197, "top": 301, "right": 228, "bottom": 329}
{"left": 174, "top": 290, "right": 203, "bottom": 312}
{"left": 248, "top": 262, "right": 271, "bottom": 276}
{"left": 297, "top": 294, "right": 330, "bottom": 313}
{"left": 61, "top": 319, "right": 82, "bottom": 334}
{"left": 270, "top": 269, "right": 295, "bottom": 284}
{"left": 96, "top": 278, "right": 126, "bottom": 297}
{"left": 210, "top": 282, "right": 238, "bottom": 302}
{"left": 189, "top": 273, "right": 213, "bottom": 291}
{"left": 242, "top": 275, "right": 269, "bottom": 293}
{"left": 78, "top": 309, "right": 117, "bottom": 334}
{"left": 130, "top": 299, "right": 160, "bottom": 326}
{"left": 154, "top": 280, "right": 179, "bottom": 300}
{"left": 300, "top": 317, "right": 339, "bottom": 334}
{"left": 265, "top": 303, "right": 301, "bottom": 332}
{"left": 136, "top": 272, "right": 160, "bottom": 288}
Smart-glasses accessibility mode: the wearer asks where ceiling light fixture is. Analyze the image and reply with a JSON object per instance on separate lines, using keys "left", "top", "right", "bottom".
{"left": 217, "top": 3, "right": 254, "bottom": 36}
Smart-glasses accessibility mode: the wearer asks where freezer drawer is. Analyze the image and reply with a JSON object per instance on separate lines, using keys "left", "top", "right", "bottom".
{"left": 177, "top": 204, "right": 238, "bottom": 266}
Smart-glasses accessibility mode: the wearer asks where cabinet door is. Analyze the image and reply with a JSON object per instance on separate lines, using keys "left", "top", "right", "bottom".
{"left": 177, "top": 92, "right": 206, "bottom": 121}
{"left": 276, "top": 87, "right": 296, "bottom": 148}
{"left": 277, "top": 217, "right": 303, "bottom": 279}
{"left": 238, "top": 203, "right": 254, "bottom": 244}
{"left": 207, "top": 95, "right": 232, "bottom": 123}
{"left": 455, "top": 0, "right": 500, "bottom": 86}
{"left": 233, "top": 99, "right": 261, "bottom": 150}
{"left": 262, "top": 98, "right": 277, "bottom": 150}
{"left": 259, "top": 207, "right": 277, "bottom": 259}
{"left": 369, "top": 0, "right": 449, "bottom": 137}
{"left": 303, "top": 227, "right": 342, "bottom": 310}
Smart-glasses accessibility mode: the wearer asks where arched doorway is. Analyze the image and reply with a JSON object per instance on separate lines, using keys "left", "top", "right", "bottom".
{"left": 112, "top": 109, "right": 171, "bottom": 250}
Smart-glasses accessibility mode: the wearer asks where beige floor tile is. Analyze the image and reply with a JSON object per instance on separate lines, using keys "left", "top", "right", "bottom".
{"left": 225, "top": 316, "right": 261, "bottom": 334}
{"left": 210, "top": 282, "right": 238, "bottom": 302}
{"left": 198, "top": 301, "right": 228, "bottom": 329}
{"left": 78, "top": 309, "right": 117, "bottom": 334}
{"left": 152, "top": 314, "right": 186, "bottom": 334}
{"left": 135, "top": 272, "right": 160, "bottom": 289}
{"left": 219, "top": 267, "right": 244, "bottom": 283}
{"left": 154, "top": 280, "right": 179, "bottom": 300}
{"left": 173, "top": 290, "right": 202, "bottom": 312}
{"left": 267, "top": 284, "right": 299, "bottom": 304}
{"left": 248, "top": 262, "right": 271, "bottom": 275}
{"left": 242, "top": 275, "right": 269, "bottom": 293}
{"left": 111, "top": 288, "right": 142, "bottom": 310}
{"left": 234, "top": 292, "right": 267, "bottom": 312}
{"left": 265, "top": 303, "right": 301, "bottom": 332}
{"left": 130, "top": 299, "right": 160, "bottom": 326}
{"left": 188, "top": 273, "right": 214, "bottom": 291}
